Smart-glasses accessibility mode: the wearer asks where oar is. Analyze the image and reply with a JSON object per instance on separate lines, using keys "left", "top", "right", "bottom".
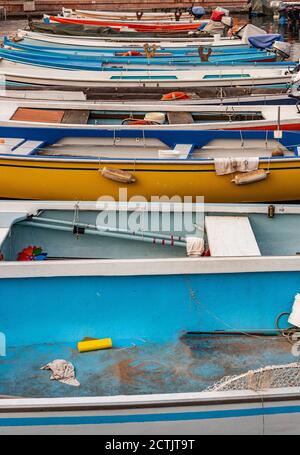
{"left": 31, "top": 216, "right": 187, "bottom": 243}
{"left": 22, "top": 220, "right": 187, "bottom": 248}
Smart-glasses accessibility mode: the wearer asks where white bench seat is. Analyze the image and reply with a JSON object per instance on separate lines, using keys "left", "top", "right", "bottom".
{"left": 10, "top": 140, "right": 44, "bottom": 156}
{"left": 158, "top": 143, "right": 193, "bottom": 159}
{"left": 205, "top": 216, "right": 261, "bottom": 257}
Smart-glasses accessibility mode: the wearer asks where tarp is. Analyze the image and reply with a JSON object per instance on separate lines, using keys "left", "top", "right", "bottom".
{"left": 203, "top": 20, "right": 225, "bottom": 35}
{"left": 236, "top": 24, "right": 266, "bottom": 43}
{"left": 248, "top": 34, "right": 284, "bottom": 48}
{"left": 191, "top": 6, "right": 205, "bottom": 17}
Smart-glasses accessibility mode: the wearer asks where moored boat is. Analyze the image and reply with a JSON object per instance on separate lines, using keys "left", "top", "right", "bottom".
{"left": 4, "top": 37, "right": 282, "bottom": 61}
{"left": 0, "top": 87, "right": 295, "bottom": 106}
{"left": 1, "top": 101, "right": 299, "bottom": 131}
{"left": 0, "top": 126, "right": 299, "bottom": 202}
{"left": 0, "top": 60, "right": 293, "bottom": 90}
{"left": 45, "top": 15, "right": 207, "bottom": 33}
{"left": 18, "top": 23, "right": 271, "bottom": 47}
{"left": 68, "top": 8, "right": 194, "bottom": 21}
{"left": 1, "top": 200, "right": 300, "bottom": 434}
{"left": 0, "top": 47, "right": 284, "bottom": 72}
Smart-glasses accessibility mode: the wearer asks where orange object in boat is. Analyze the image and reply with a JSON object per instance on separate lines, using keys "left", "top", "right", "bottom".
{"left": 123, "top": 119, "right": 155, "bottom": 125}
{"left": 161, "top": 91, "right": 191, "bottom": 101}
{"left": 121, "top": 50, "right": 143, "bottom": 57}
{"left": 232, "top": 17, "right": 240, "bottom": 34}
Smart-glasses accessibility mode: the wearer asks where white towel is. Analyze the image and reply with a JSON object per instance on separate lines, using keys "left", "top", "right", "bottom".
{"left": 214, "top": 157, "right": 259, "bottom": 176}
{"left": 186, "top": 237, "right": 205, "bottom": 257}
{"left": 41, "top": 359, "right": 80, "bottom": 387}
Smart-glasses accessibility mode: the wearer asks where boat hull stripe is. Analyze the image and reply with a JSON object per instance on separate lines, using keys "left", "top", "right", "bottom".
{"left": 1, "top": 405, "right": 300, "bottom": 427}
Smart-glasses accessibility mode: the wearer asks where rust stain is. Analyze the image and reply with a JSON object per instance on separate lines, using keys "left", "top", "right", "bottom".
{"left": 106, "top": 358, "right": 148, "bottom": 385}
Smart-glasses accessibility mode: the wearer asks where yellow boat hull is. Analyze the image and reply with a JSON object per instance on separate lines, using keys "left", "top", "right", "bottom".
{"left": 1, "top": 158, "right": 300, "bottom": 202}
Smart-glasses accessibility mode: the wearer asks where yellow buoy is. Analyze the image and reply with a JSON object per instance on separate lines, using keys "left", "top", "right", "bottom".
{"left": 77, "top": 337, "right": 112, "bottom": 353}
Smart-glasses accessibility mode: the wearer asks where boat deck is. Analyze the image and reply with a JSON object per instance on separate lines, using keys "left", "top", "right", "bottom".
{"left": 0, "top": 335, "right": 295, "bottom": 398}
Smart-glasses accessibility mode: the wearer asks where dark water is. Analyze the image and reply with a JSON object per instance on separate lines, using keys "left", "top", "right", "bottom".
{"left": 247, "top": 15, "right": 300, "bottom": 43}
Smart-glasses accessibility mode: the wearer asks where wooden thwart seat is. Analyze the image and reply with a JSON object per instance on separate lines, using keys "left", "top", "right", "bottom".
{"left": 11, "top": 108, "right": 90, "bottom": 125}
{"left": 11, "top": 108, "right": 65, "bottom": 124}
{"left": 167, "top": 111, "right": 194, "bottom": 125}
{"left": 61, "top": 110, "right": 90, "bottom": 124}
{"left": 205, "top": 216, "right": 261, "bottom": 257}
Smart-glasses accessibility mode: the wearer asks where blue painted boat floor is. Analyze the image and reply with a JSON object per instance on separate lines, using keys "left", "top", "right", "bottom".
{"left": 0, "top": 335, "right": 295, "bottom": 398}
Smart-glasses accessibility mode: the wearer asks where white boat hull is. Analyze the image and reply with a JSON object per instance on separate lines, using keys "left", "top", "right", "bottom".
{"left": 1, "top": 101, "right": 299, "bottom": 131}
{"left": 18, "top": 30, "right": 245, "bottom": 47}
{"left": 0, "top": 61, "right": 292, "bottom": 89}
{"left": 1, "top": 389, "right": 300, "bottom": 435}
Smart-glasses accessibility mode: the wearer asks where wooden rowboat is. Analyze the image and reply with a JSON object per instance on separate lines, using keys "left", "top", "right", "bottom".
{"left": 0, "top": 126, "right": 299, "bottom": 202}
{"left": 0, "top": 60, "right": 293, "bottom": 89}
{"left": 46, "top": 15, "right": 206, "bottom": 33}
{"left": 72, "top": 8, "right": 193, "bottom": 21}
{"left": 0, "top": 45, "right": 282, "bottom": 71}
{"left": 17, "top": 27, "right": 262, "bottom": 47}
{"left": 1, "top": 101, "right": 299, "bottom": 131}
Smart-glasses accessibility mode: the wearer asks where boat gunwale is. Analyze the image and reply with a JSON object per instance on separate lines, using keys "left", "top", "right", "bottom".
{"left": 0, "top": 153, "right": 298, "bottom": 165}
{"left": 1, "top": 387, "right": 300, "bottom": 412}
{"left": 1, "top": 255, "right": 300, "bottom": 279}
{"left": 19, "top": 29, "right": 243, "bottom": 44}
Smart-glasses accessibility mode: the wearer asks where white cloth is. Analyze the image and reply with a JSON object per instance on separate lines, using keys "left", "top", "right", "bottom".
{"left": 214, "top": 157, "right": 259, "bottom": 175}
{"left": 186, "top": 237, "right": 205, "bottom": 257}
{"left": 41, "top": 359, "right": 80, "bottom": 387}
{"left": 288, "top": 294, "right": 300, "bottom": 328}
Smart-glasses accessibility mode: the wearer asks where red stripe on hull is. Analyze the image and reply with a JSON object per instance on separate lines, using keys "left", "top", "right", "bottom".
{"left": 226, "top": 123, "right": 300, "bottom": 130}
{"left": 49, "top": 16, "right": 203, "bottom": 32}
{"left": 254, "top": 58, "right": 276, "bottom": 62}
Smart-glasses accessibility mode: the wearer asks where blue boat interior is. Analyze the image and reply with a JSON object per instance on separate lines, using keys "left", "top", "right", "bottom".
{"left": 0, "top": 204, "right": 300, "bottom": 398}
{"left": 0, "top": 335, "right": 296, "bottom": 398}
{"left": 0, "top": 48, "right": 286, "bottom": 71}
{"left": 1, "top": 208, "right": 300, "bottom": 260}
{"left": 8, "top": 37, "right": 282, "bottom": 56}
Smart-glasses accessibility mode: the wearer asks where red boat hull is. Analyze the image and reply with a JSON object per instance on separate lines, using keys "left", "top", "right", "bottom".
{"left": 49, "top": 16, "right": 203, "bottom": 33}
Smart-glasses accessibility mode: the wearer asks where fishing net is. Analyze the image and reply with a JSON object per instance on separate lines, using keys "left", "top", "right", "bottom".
{"left": 207, "top": 363, "right": 300, "bottom": 392}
